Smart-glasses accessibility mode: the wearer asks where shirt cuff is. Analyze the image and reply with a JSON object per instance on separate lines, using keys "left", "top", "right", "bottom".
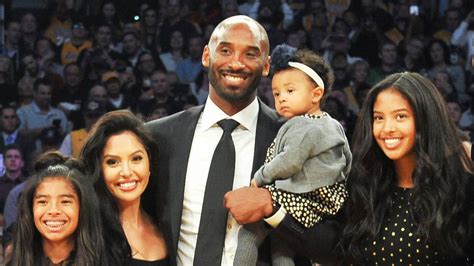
{"left": 264, "top": 206, "right": 287, "bottom": 228}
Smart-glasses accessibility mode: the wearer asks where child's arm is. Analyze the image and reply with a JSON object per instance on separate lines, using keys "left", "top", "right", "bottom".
{"left": 254, "top": 117, "right": 322, "bottom": 186}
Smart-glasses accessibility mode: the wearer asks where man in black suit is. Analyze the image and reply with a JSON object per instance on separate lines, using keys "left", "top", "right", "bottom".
{"left": 0, "top": 104, "right": 33, "bottom": 173}
{"left": 147, "top": 15, "right": 338, "bottom": 265}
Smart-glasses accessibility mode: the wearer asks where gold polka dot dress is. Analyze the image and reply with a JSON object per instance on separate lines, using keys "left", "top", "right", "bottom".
{"left": 360, "top": 187, "right": 444, "bottom": 265}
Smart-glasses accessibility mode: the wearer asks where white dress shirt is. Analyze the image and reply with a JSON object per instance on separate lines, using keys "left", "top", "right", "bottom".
{"left": 177, "top": 97, "right": 259, "bottom": 266}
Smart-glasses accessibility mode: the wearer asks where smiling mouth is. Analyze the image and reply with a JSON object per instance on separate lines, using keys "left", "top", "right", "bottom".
{"left": 383, "top": 138, "right": 401, "bottom": 148}
{"left": 118, "top": 181, "right": 137, "bottom": 191}
{"left": 221, "top": 71, "right": 249, "bottom": 82}
{"left": 44, "top": 220, "right": 67, "bottom": 231}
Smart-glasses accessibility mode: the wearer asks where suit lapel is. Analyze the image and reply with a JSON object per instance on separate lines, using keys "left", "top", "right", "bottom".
{"left": 252, "top": 100, "right": 281, "bottom": 175}
{"left": 169, "top": 106, "right": 203, "bottom": 250}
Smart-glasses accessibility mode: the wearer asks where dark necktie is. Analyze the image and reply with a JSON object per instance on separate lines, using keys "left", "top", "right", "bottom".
{"left": 194, "top": 119, "right": 239, "bottom": 265}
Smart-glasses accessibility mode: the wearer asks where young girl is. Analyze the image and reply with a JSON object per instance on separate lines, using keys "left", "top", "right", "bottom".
{"left": 234, "top": 44, "right": 352, "bottom": 265}
{"left": 341, "top": 72, "right": 474, "bottom": 264}
{"left": 8, "top": 151, "right": 106, "bottom": 266}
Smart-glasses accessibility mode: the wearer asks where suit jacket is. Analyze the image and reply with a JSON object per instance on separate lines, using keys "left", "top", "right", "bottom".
{"left": 147, "top": 100, "right": 340, "bottom": 265}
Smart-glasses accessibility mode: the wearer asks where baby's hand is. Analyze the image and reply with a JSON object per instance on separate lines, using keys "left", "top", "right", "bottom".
{"left": 250, "top": 180, "right": 258, "bottom": 187}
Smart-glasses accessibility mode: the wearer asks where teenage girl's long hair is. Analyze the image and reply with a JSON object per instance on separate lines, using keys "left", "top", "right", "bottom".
{"left": 340, "top": 72, "right": 474, "bottom": 262}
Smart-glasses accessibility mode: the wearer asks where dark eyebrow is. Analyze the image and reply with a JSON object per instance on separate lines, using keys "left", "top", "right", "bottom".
{"left": 217, "top": 41, "right": 261, "bottom": 53}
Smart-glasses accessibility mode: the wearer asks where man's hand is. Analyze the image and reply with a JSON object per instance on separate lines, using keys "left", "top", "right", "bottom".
{"left": 224, "top": 187, "right": 274, "bottom": 224}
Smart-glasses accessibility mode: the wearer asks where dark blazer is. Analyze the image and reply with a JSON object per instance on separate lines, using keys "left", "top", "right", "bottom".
{"left": 147, "top": 100, "right": 340, "bottom": 265}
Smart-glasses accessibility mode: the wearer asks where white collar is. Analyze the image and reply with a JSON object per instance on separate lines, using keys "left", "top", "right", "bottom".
{"left": 199, "top": 96, "right": 259, "bottom": 133}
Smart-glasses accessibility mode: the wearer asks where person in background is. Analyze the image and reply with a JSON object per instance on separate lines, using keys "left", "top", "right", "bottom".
{"left": 340, "top": 72, "right": 474, "bottom": 264}
{"left": 16, "top": 78, "right": 69, "bottom": 154}
{"left": 59, "top": 99, "right": 106, "bottom": 158}
{"left": 0, "top": 103, "right": 33, "bottom": 173}
{"left": 0, "top": 145, "right": 26, "bottom": 215}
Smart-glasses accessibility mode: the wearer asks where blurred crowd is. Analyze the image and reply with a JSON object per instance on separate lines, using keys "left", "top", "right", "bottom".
{"left": 0, "top": 0, "right": 473, "bottom": 194}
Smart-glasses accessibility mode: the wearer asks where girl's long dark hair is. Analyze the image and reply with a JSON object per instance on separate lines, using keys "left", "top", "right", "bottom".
{"left": 9, "top": 151, "right": 107, "bottom": 266}
{"left": 340, "top": 72, "right": 474, "bottom": 262}
{"left": 79, "top": 110, "right": 160, "bottom": 265}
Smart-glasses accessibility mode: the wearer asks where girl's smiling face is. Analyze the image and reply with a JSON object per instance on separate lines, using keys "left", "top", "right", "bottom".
{"left": 372, "top": 88, "right": 416, "bottom": 163}
{"left": 33, "top": 177, "right": 79, "bottom": 247}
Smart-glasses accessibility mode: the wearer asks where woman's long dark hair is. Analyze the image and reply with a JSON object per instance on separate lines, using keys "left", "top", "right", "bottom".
{"left": 340, "top": 72, "right": 474, "bottom": 262}
{"left": 79, "top": 110, "right": 160, "bottom": 265}
{"left": 9, "top": 151, "right": 106, "bottom": 266}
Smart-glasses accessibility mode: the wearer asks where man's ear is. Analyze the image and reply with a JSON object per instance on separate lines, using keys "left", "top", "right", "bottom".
{"left": 262, "top": 56, "right": 270, "bottom": 76}
{"left": 202, "top": 45, "right": 210, "bottom": 68}
{"left": 312, "top": 86, "right": 324, "bottom": 103}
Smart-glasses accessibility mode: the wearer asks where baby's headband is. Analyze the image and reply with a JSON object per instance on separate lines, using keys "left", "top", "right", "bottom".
{"left": 288, "top": 61, "right": 325, "bottom": 89}
{"left": 270, "top": 44, "right": 325, "bottom": 89}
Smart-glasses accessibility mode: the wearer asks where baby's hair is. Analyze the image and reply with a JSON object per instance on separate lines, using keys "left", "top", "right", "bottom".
{"left": 270, "top": 44, "right": 334, "bottom": 105}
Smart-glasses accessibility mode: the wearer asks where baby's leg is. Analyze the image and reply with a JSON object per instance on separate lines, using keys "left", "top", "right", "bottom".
{"left": 234, "top": 221, "right": 271, "bottom": 266}
{"left": 271, "top": 233, "right": 295, "bottom": 266}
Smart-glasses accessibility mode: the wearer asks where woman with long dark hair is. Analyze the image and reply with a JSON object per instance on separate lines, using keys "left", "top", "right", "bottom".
{"left": 340, "top": 72, "right": 474, "bottom": 264}
{"left": 80, "top": 110, "right": 168, "bottom": 265}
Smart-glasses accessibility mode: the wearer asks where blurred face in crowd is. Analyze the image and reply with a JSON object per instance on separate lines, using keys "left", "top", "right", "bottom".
{"left": 96, "top": 25, "right": 112, "bottom": 48}
{"left": 1, "top": 107, "right": 19, "bottom": 134}
{"left": 89, "top": 85, "right": 108, "bottom": 105}
{"left": 151, "top": 71, "right": 170, "bottom": 95}
{"left": 123, "top": 33, "right": 140, "bottom": 56}
{"left": 6, "top": 22, "right": 21, "bottom": 44}
{"left": 170, "top": 30, "right": 184, "bottom": 51}
{"left": 105, "top": 78, "right": 121, "bottom": 97}
{"left": 72, "top": 23, "right": 87, "bottom": 40}
{"left": 34, "top": 84, "right": 53, "bottom": 109}
{"left": 18, "top": 77, "right": 34, "bottom": 104}
{"left": 167, "top": 0, "right": 180, "bottom": 19}
{"left": 352, "top": 62, "right": 369, "bottom": 83}
{"left": 36, "top": 38, "right": 54, "bottom": 57}
{"left": 64, "top": 64, "right": 82, "bottom": 87}
{"left": 21, "top": 13, "right": 38, "bottom": 35}
{"left": 22, "top": 55, "right": 38, "bottom": 75}
{"left": 379, "top": 43, "right": 397, "bottom": 66}
{"left": 331, "top": 55, "right": 348, "bottom": 81}
{"left": 429, "top": 42, "right": 446, "bottom": 64}
{"left": 446, "top": 10, "right": 462, "bottom": 31}
{"left": 188, "top": 37, "right": 204, "bottom": 60}
{"left": 148, "top": 107, "right": 169, "bottom": 121}
{"left": 102, "top": 2, "right": 116, "bottom": 19}
{"left": 144, "top": 9, "right": 157, "bottom": 27}
{"left": 33, "top": 177, "right": 79, "bottom": 249}
{"left": 447, "top": 101, "right": 461, "bottom": 124}
{"left": 4, "top": 148, "right": 24, "bottom": 173}
{"left": 101, "top": 131, "right": 150, "bottom": 206}
{"left": 406, "top": 38, "right": 424, "bottom": 60}
{"left": 137, "top": 53, "right": 155, "bottom": 75}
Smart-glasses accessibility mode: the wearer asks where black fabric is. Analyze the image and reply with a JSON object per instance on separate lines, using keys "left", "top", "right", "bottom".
{"left": 193, "top": 119, "right": 239, "bottom": 265}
